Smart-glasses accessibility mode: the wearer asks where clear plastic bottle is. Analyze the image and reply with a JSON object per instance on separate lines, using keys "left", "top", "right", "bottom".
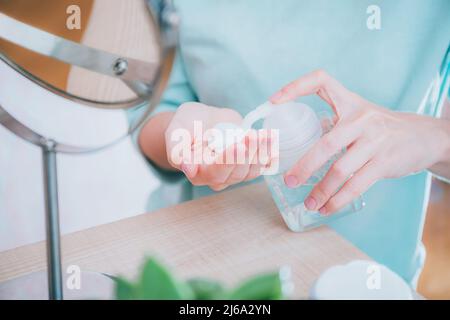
{"left": 263, "top": 102, "right": 365, "bottom": 232}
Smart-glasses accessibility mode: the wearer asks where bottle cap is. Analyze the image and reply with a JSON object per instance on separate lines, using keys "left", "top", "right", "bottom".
{"left": 263, "top": 102, "right": 322, "bottom": 173}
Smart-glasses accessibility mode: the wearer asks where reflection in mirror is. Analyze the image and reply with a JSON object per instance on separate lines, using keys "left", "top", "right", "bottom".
{"left": 0, "top": 0, "right": 161, "bottom": 106}
{"left": 0, "top": 0, "right": 168, "bottom": 150}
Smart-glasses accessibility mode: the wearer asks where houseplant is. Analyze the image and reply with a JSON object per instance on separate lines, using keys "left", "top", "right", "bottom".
{"left": 110, "top": 257, "right": 288, "bottom": 300}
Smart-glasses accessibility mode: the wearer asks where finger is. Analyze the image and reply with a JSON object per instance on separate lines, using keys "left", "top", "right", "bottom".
{"left": 246, "top": 158, "right": 276, "bottom": 181}
{"left": 284, "top": 121, "right": 362, "bottom": 187}
{"left": 319, "top": 160, "right": 379, "bottom": 215}
{"left": 246, "top": 132, "right": 274, "bottom": 179}
{"left": 244, "top": 140, "right": 263, "bottom": 181}
{"left": 181, "top": 163, "right": 199, "bottom": 180}
{"left": 269, "top": 70, "right": 352, "bottom": 113}
{"left": 256, "top": 130, "right": 273, "bottom": 167}
{"left": 259, "top": 130, "right": 281, "bottom": 175}
{"left": 179, "top": 138, "right": 202, "bottom": 181}
{"left": 165, "top": 124, "right": 195, "bottom": 170}
{"left": 183, "top": 139, "right": 230, "bottom": 185}
{"left": 224, "top": 143, "right": 249, "bottom": 185}
{"left": 226, "top": 165, "right": 250, "bottom": 185}
{"left": 210, "top": 184, "right": 229, "bottom": 192}
{"left": 198, "top": 145, "right": 237, "bottom": 186}
{"left": 227, "top": 131, "right": 261, "bottom": 183}
{"left": 304, "top": 138, "right": 375, "bottom": 211}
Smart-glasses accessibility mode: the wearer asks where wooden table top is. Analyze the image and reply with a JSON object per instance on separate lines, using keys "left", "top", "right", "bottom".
{"left": 0, "top": 183, "right": 368, "bottom": 299}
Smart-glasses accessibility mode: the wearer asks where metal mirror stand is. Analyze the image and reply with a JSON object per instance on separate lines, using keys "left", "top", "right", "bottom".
{"left": 0, "top": 109, "right": 65, "bottom": 299}
{"left": 0, "top": 0, "right": 178, "bottom": 300}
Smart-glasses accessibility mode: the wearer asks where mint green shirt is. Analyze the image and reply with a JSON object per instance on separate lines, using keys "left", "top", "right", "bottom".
{"left": 136, "top": 0, "right": 450, "bottom": 285}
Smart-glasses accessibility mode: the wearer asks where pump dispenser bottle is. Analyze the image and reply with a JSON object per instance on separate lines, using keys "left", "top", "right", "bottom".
{"left": 209, "top": 101, "right": 365, "bottom": 232}
{"left": 263, "top": 102, "right": 365, "bottom": 232}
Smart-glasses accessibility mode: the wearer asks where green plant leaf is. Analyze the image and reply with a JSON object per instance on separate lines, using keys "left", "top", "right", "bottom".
{"left": 111, "top": 257, "right": 285, "bottom": 301}
{"left": 187, "top": 278, "right": 226, "bottom": 300}
{"left": 228, "top": 272, "right": 283, "bottom": 300}
{"left": 113, "top": 276, "right": 136, "bottom": 300}
{"left": 136, "top": 258, "right": 194, "bottom": 300}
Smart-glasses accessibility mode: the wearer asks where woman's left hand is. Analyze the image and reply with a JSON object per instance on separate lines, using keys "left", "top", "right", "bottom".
{"left": 270, "top": 70, "right": 450, "bottom": 215}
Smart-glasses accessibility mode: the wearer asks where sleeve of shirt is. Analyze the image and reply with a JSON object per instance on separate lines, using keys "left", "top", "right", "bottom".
{"left": 150, "top": 51, "right": 198, "bottom": 116}
{"left": 431, "top": 45, "right": 450, "bottom": 118}
{"left": 426, "top": 45, "right": 450, "bottom": 183}
{"left": 128, "top": 50, "right": 198, "bottom": 183}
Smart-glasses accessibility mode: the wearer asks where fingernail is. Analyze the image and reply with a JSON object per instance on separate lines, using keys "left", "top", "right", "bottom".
{"left": 269, "top": 91, "right": 284, "bottom": 103}
{"left": 304, "top": 196, "right": 317, "bottom": 210}
{"left": 181, "top": 164, "right": 190, "bottom": 177}
{"left": 284, "top": 175, "right": 298, "bottom": 188}
{"left": 319, "top": 207, "right": 327, "bottom": 215}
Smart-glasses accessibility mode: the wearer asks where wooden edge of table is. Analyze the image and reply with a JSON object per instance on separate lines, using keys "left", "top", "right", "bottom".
{"left": 0, "top": 183, "right": 370, "bottom": 298}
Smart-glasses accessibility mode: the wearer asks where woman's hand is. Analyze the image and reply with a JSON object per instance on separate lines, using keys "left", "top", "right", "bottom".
{"left": 270, "top": 70, "right": 450, "bottom": 215}
{"left": 165, "top": 102, "right": 272, "bottom": 191}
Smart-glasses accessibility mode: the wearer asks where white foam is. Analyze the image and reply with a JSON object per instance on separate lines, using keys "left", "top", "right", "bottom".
{"left": 208, "top": 101, "right": 322, "bottom": 173}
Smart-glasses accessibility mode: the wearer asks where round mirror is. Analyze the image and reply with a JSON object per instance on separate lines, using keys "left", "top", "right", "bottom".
{"left": 0, "top": 0, "right": 178, "bottom": 300}
{"left": 0, "top": 0, "right": 177, "bottom": 152}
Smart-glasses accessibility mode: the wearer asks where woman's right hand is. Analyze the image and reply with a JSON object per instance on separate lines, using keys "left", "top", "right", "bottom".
{"left": 269, "top": 70, "right": 450, "bottom": 214}
{"left": 165, "top": 102, "right": 273, "bottom": 191}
